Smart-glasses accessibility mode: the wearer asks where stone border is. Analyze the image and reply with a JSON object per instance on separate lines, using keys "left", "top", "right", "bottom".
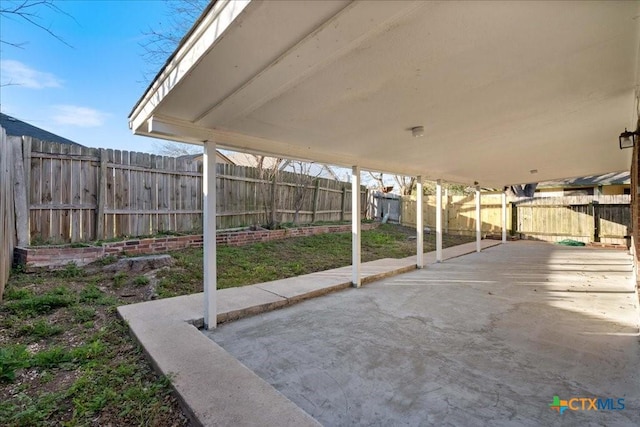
{"left": 14, "top": 222, "right": 380, "bottom": 271}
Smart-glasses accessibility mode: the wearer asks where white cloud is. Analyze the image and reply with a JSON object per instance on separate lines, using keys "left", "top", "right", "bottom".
{"left": 0, "top": 60, "right": 62, "bottom": 89}
{"left": 52, "top": 105, "right": 109, "bottom": 127}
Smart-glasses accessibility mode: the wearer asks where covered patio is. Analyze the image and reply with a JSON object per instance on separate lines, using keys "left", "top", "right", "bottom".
{"left": 129, "top": 0, "right": 638, "bottom": 330}
{"left": 124, "top": 0, "right": 640, "bottom": 424}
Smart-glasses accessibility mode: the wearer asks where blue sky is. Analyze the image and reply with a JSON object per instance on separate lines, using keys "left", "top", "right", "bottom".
{"left": 0, "top": 0, "right": 194, "bottom": 153}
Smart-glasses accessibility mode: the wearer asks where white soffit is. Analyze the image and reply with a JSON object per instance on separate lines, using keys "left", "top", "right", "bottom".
{"left": 130, "top": 0, "right": 640, "bottom": 187}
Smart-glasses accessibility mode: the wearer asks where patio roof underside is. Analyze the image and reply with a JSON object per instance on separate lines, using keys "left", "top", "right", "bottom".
{"left": 129, "top": 0, "right": 640, "bottom": 188}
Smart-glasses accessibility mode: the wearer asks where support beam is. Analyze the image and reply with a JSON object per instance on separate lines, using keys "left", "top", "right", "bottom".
{"left": 416, "top": 176, "right": 424, "bottom": 268}
{"left": 203, "top": 141, "right": 217, "bottom": 329}
{"left": 436, "top": 179, "right": 443, "bottom": 262}
{"left": 476, "top": 185, "right": 482, "bottom": 253}
{"left": 501, "top": 191, "right": 507, "bottom": 243}
{"left": 352, "top": 166, "right": 361, "bottom": 287}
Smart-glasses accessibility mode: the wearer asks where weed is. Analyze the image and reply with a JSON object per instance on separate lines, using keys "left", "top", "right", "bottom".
{"left": 133, "top": 275, "right": 150, "bottom": 286}
{"left": 113, "top": 272, "right": 127, "bottom": 288}
{"left": 72, "top": 306, "right": 96, "bottom": 323}
{"left": 69, "top": 242, "right": 91, "bottom": 248}
{"left": 40, "top": 370, "right": 53, "bottom": 384}
{"left": 97, "top": 255, "right": 117, "bottom": 266}
{"left": 71, "top": 340, "right": 106, "bottom": 361}
{"left": 79, "top": 283, "right": 102, "bottom": 302}
{"left": 4, "top": 288, "right": 75, "bottom": 317}
{"left": 0, "top": 345, "right": 30, "bottom": 382}
{"left": 32, "top": 346, "right": 74, "bottom": 369}
{"left": 1, "top": 391, "right": 66, "bottom": 426}
{"left": 3, "top": 287, "right": 33, "bottom": 300}
{"left": 18, "top": 320, "right": 64, "bottom": 339}
{"left": 11, "top": 263, "right": 26, "bottom": 274}
{"left": 57, "top": 262, "right": 83, "bottom": 278}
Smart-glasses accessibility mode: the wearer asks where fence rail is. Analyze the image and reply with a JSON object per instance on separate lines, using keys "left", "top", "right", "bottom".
{"left": 10, "top": 138, "right": 366, "bottom": 245}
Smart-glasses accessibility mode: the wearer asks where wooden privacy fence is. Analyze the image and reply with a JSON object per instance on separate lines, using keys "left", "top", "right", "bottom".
{"left": 11, "top": 138, "right": 365, "bottom": 244}
{"left": 400, "top": 193, "right": 630, "bottom": 245}
{"left": 0, "top": 127, "right": 16, "bottom": 300}
{"left": 512, "top": 195, "right": 630, "bottom": 244}
{"left": 400, "top": 193, "right": 505, "bottom": 236}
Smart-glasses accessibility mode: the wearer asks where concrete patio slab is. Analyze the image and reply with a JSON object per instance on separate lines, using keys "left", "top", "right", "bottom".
{"left": 118, "top": 240, "right": 499, "bottom": 425}
{"left": 207, "top": 242, "right": 640, "bottom": 426}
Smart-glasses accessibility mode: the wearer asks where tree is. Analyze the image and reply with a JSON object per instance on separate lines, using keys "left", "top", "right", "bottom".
{"left": 140, "top": 0, "right": 209, "bottom": 80}
{"left": 367, "top": 172, "right": 385, "bottom": 191}
{"left": 394, "top": 175, "right": 416, "bottom": 196}
{"left": 255, "top": 155, "right": 285, "bottom": 229}
{"left": 288, "top": 161, "right": 319, "bottom": 225}
{"left": 152, "top": 140, "right": 202, "bottom": 157}
{"left": 0, "top": 0, "right": 73, "bottom": 49}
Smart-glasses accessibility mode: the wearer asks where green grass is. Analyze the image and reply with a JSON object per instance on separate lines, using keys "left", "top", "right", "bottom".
{"left": 156, "top": 224, "right": 474, "bottom": 297}
{"left": 1, "top": 271, "right": 187, "bottom": 426}
{"left": 18, "top": 320, "right": 64, "bottom": 340}
{"left": 4, "top": 287, "right": 75, "bottom": 317}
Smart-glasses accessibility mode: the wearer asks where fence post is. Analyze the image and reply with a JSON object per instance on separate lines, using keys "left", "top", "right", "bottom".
{"left": 340, "top": 185, "right": 347, "bottom": 221}
{"left": 592, "top": 201, "right": 600, "bottom": 243}
{"left": 510, "top": 202, "right": 517, "bottom": 237}
{"left": 96, "top": 148, "right": 108, "bottom": 240}
{"left": 311, "top": 179, "right": 320, "bottom": 223}
{"left": 11, "top": 136, "right": 29, "bottom": 247}
{"left": 23, "top": 137, "right": 31, "bottom": 244}
{"left": 444, "top": 187, "right": 450, "bottom": 234}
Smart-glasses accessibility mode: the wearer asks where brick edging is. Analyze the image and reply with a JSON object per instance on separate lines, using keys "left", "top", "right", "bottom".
{"left": 15, "top": 222, "right": 380, "bottom": 271}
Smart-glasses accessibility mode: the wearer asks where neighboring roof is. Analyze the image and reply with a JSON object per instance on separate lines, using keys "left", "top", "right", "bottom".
{"left": 129, "top": 1, "right": 638, "bottom": 187}
{"left": 538, "top": 172, "right": 630, "bottom": 189}
{"left": 0, "top": 113, "right": 83, "bottom": 146}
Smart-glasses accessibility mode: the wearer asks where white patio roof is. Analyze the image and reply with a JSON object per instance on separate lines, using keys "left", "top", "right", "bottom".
{"left": 129, "top": 0, "right": 639, "bottom": 187}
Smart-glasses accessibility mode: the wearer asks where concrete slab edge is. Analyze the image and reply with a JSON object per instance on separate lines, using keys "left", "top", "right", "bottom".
{"left": 116, "top": 311, "right": 319, "bottom": 426}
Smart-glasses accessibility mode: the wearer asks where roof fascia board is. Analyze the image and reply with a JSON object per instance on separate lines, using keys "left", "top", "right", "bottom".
{"left": 129, "top": 0, "right": 251, "bottom": 133}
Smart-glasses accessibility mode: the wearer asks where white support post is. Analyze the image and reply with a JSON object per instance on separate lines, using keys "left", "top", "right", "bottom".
{"left": 416, "top": 176, "right": 424, "bottom": 268}
{"left": 501, "top": 191, "right": 507, "bottom": 243}
{"left": 436, "top": 179, "right": 443, "bottom": 262}
{"left": 203, "top": 141, "right": 217, "bottom": 330}
{"left": 352, "top": 166, "right": 361, "bottom": 287}
{"left": 476, "top": 185, "right": 482, "bottom": 253}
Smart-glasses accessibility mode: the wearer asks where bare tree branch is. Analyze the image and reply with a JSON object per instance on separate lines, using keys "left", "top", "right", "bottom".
{"left": 393, "top": 175, "right": 416, "bottom": 196}
{"left": 368, "top": 172, "right": 385, "bottom": 191}
{"left": 152, "top": 140, "right": 202, "bottom": 157}
{"left": 0, "top": 0, "right": 75, "bottom": 48}
{"left": 139, "top": 0, "right": 208, "bottom": 81}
